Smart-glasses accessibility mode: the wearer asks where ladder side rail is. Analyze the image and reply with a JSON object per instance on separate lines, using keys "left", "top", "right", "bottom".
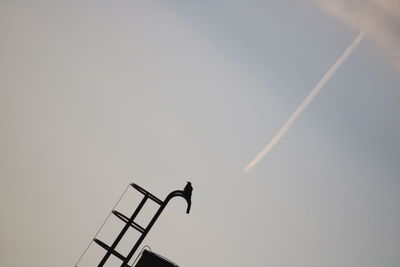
{"left": 98, "top": 195, "right": 148, "bottom": 267}
{"left": 121, "top": 188, "right": 192, "bottom": 267}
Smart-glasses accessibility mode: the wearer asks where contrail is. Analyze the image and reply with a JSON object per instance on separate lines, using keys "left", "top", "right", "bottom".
{"left": 244, "top": 31, "right": 364, "bottom": 173}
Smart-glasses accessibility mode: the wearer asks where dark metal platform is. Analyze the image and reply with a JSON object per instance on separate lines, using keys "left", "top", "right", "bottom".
{"left": 135, "top": 250, "right": 179, "bottom": 267}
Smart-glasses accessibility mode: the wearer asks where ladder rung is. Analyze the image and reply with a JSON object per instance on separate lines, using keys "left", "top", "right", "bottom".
{"left": 93, "top": 239, "right": 126, "bottom": 262}
{"left": 130, "top": 183, "right": 163, "bottom": 205}
{"left": 112, "top": 210, "right": 145, "bottom": 233}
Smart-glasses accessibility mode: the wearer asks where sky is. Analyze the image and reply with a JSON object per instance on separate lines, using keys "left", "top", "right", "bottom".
{"left": 0, "top": 1, "right": 399, "bottom": 267}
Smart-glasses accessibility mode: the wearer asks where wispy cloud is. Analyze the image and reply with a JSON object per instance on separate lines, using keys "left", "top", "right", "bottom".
{"left": 313, "top": 0, "right": 400, "bottom": 71}
{"left": 244, "top": 32, "right": 364, "bottom": 173}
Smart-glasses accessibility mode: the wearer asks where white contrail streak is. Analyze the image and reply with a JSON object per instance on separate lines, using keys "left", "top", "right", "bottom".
{"left": 244, "top": 31, "right": 364, "bottom": 173}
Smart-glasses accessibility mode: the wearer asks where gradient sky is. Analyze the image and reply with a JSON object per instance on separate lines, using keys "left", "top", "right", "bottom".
{"left": 1, "top": 1, "right": 399, "bottom": 267}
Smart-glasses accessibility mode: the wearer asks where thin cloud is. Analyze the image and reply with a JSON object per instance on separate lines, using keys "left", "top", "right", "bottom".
{"left": 313, "top": 0, "right": 400, "bottom": 71}
{"left": 244, "top": 32, "right": 364, "bottom": 173}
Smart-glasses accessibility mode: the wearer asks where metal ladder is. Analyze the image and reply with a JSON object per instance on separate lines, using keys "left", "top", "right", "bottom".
{"left": 94, "top": 182, "right": 192, "bottom": 267}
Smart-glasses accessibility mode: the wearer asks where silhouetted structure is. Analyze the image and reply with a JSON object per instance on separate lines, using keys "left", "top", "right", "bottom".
{"left": 135, "top": 250, "right": 178, "bottom": 267}
{"left": 94, "top": 182, "right": 193, "bottom": 267}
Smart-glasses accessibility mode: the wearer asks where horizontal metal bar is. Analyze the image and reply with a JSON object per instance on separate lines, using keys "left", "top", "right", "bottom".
{"left": 112, "top": 210, "right": 145, "bottom": 233}
{"left": 130, "top": 183, "right": 163, "bottom": 205}
{"left": 93, "top": 239, "right": 126, "bottom": 262}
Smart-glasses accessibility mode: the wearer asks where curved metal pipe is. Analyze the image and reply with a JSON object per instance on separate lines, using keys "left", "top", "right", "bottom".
{"left": 165, "top": 182, "right": 193, "bottom": 214}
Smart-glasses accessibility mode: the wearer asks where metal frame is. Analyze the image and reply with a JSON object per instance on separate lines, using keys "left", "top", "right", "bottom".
{"left": 94, "top": 182, "right": 193, "bottom": 267}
